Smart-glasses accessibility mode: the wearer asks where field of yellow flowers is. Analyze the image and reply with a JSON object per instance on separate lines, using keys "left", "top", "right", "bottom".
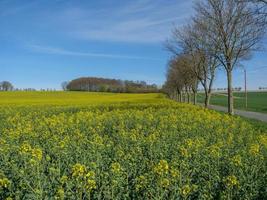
{"left": 0, "top": 92, "right": 266, "bottom": 199}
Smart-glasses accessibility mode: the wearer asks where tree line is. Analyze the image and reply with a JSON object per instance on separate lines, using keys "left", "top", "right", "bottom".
{"left": 199, "top": 87, "right": 243, "bottom": 92}
{"left": 163, "top": 0, "right": 267, "bottom": 115}
{"left": 63, "top": 77, "right": 159, "bottom": 93}
{"left": 0, "top": 81, "right": 14, "bottom": 91}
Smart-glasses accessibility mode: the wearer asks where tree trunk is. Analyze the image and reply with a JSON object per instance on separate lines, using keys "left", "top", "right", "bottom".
{"left": 189, "top": 92, "right": 191, "bottom": 103}
{"left": 227, "top": 70, "right": 234, "bottom": 115}
{"left": 176, "top": 89, "right": 180, "bottom": 102}
{"left": 187, "top": 92, "right": 190, "bottom": 103}
{"left": 193, "top": 92, "right": 197, "bottom": 105}
{"left": 204, "top": 90, "right": 209, "bottom": 108}
{"left": 205, "top": 92, "right": 211, "bottom": 108}
{"left": 207, "top": 75, "right": 214, "bottom": 108}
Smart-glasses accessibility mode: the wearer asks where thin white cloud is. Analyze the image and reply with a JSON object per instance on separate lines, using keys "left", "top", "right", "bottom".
{"left": 1, "top": 0, "right": 194, "bottom": 44}
{"left": 50, "top": 0, "right": 194, "bottom": 43}
{"left": 74, "top": 16, "right": 188, "bottom": 43}
{"left": 28, "top": 44, "right": 162, "bottom": 60}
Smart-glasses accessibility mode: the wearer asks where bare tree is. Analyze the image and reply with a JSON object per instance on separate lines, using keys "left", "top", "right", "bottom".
{"left": 252, "top": 0, "right": 267, "bottom": 16}
{"left": 245, "top": 0, "right": 267, "bottom": 7}
{"left": 165, "top": 59, "right": 185, "bottom": 101}
{"left": 178, "top": 54, "right": 199, "bottom": 104}
{"left": 254, "top": 0, "right": 267, "bottom": 3}
{"left": 195, "top": 0, "right": 266, "bottom": 115}
{"left": 164, "top": 55, "right": 198, "bottom": 104}
{"left": 166, "top": 20, "right": 220, "bottom": 108}
{"left": 240, "top": 0, "right": 267, "bottom": 16}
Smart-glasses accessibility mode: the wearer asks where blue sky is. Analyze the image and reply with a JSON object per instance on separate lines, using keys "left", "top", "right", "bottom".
{"left": 0, "top": 0, "right": 267, "bottom": 90}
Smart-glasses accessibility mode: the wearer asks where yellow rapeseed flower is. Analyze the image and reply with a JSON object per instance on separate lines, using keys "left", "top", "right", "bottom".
{"left": 55, "top": 188, "right": 64, "bottom": 199}
{"left": 224, "top": 175, "right": 238, "bottom": 188}
{"left": 86, "top": 179, "right": 96, "bottom": 191}
{"left": 153, "top": 160, "right": 169, "bottom": 176}
{"left": 135, "top": 175, "right": 147, "bottom": 191}
{"left": 259, "top": 135, "right": 267, "bottom": 148}
{"left": 180, "top": 184, "right": 191, "bottom": 197}
{"left": 159, "top": 178, "right": 170, "bottom": 188}
{"left": 60, "top": 175, "right": 68, "bottom": 184}
{"left": 31, "top": 148, "right": 43, "bottom": 161}
{"left": 170, "top": 168, "right": 180, "bottom": 178}
{"left": 185, "top": 139, "right": 193, "bottom": 148}
{"left": 85, "top": 171, "right": 95, "bottom": 179}
{"left": 20, "top": 142, "right": 32, "bottom": 154}
{"left": 111, "top": 162, "right": 122, "bottom": 174}
{"left": 209, "top": 145, "right": 220, "bottom": 158}
{"left": 179, "top": 147, "right": 189, "bottom": 158}
{"left": 249, "top": 144, "right": 260, "bottom": 156}
{"left": 0, "top": 178, "right": 11, "bottom": 189}
{"left": 72, "top": 163, "right": 86, "bottom": 177}
{"left": 231, "top": 155, "right": 242, "bottom": 166}
{"left": 29, "top": 158, "right": 38, "bottom": 166}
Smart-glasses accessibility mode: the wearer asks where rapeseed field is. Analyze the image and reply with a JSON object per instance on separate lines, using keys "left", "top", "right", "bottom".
{"left": 0, "top": 92, "right": 266, "bottom": 199}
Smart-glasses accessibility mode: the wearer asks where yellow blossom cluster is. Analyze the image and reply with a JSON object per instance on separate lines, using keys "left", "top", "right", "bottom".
{"left": 154, "top": 160, "right": 169, "bottom": 175}
{"left": 0, "top": 178, "right": 10, "bottom": 189}
{"left": 111, "top": 162, "right": 122, "bottom": 174}
{"left": 20, "top": 142, "right": 43, "bottom": 161}
{"left": 224, "top": 175, "right": 239, "bottom": 188}
{"left": 72, "top": 163, "right": 87, "bottom": 177}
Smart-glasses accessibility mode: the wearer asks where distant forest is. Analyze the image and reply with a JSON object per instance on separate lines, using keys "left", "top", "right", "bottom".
{"left": 64, "top": 77, "right": 159, "bottom": 93}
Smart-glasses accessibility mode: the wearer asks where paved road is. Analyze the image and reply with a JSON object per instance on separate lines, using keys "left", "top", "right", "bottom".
{"left": 207, "top": 104, "right": 267, "bottom": 123}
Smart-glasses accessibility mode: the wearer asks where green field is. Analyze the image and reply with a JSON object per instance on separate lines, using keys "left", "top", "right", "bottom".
{"left": 198, "top": 91, "right": 267, "bottom": 113}
{"left": 0, "top": 92, "right": 266, "bottom": 199}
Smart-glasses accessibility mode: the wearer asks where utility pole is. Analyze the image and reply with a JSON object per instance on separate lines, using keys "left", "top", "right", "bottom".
{"left": 244, "top": 69, "right": 248, "bottom": 109}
